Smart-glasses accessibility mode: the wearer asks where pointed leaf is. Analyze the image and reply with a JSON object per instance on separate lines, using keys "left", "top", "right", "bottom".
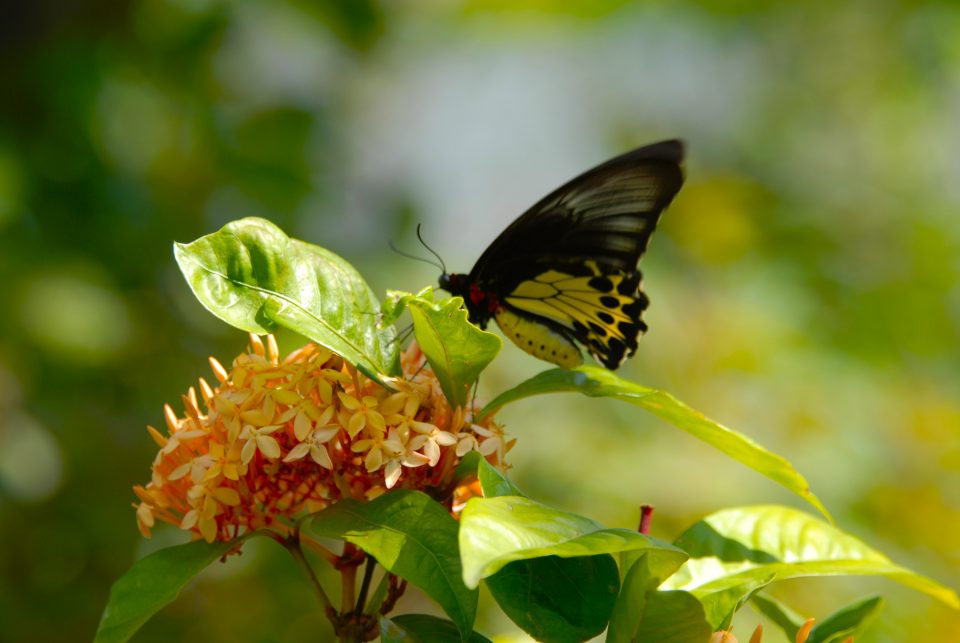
{"left": 633, "top": 591, "right": 712, "bottom": 643}
{"left": 477, "top": 366, "right": 828, "bottom": 518}
{"left": 486, "top": 554, "right": 619, "bottom": 643}
{"left": 380, "top": 614, "right": 493, "bottom": 643}
{"left": 458, "top": 495, "right": 686, "bottom": 589}
{"left": 404, "top": 293, "right": 501, "bottom": 408}
{"left": 692, "top": 571, "right": 775, "bottom": 630}
{"left": 666, "top": 505, "right": 959, "bottom": 609}
{"left": 750, "top": 593, "right": 804, "bottom": 641}
{"left": 174, "top": 217, "right": 398, "bottom": 379}
{"left": 808, "top": 595, "right": 884, "bottom": 643}
{"left": 307, "top": 490, "right": 477, "bottom": 639}
{"left": 607, "top": 554, "right": 657, "bottom": 643}
{"left": 95, "top": 535, "right": 255, "bottom": 643}
{"left": 609, "top": 554, "right": 714, "bottom": 643}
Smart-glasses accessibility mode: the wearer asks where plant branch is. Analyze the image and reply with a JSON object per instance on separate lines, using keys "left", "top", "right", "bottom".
{"left": 284, "top": 527, "right": 337, "bottom": 621}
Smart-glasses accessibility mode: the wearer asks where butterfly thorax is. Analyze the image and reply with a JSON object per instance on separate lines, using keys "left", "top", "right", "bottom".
{"left": 439, "top": 273, "right": 499, "bottom": 328}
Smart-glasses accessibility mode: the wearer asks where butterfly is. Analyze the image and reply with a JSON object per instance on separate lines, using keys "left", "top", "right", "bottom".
{"left": 438, "top": 139, "right": 685, "bottom": 370}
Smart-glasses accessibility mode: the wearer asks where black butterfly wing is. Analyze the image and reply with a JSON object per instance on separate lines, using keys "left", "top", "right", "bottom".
{"left": 470, "top": 139, "right": 684, "bottom": 369}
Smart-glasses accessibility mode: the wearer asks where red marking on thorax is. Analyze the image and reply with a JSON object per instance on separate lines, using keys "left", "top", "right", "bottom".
{"left": 469, "top": 283, "right": 500, "bottom": 313}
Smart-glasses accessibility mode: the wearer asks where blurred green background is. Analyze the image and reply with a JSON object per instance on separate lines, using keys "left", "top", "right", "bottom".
{"left": 1, "top": 0, "right": 958, "bottom": 641}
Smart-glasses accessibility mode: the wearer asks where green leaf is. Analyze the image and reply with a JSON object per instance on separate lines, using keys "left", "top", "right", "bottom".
{"left": 666, "top": 505, "right": 960, "bottom": 610}
{"left": 458, "top": 494, "right": 686, "bottom": 589}
{"left": 380, "top": 614, "right": 493, "bottom": 643}
{"left": 95, "top": 535, "right": 254, "bottom": 643}
{"left": 475, "top": 453, "right": 525, "bottom": 497}
{"left": 307, "top": 490, "right": 477, "bottom": 639}
{"left": 404, "top": 293, "right": 501, "bottom": 408}
{"left": 477, "top": 365, "right": 828, "bottom": 519}
{"left": 174, "top": 217, "right": 399, "bottom": 380}
{"left": 486, "top": 555, "right": 620, "bottom": 643}
{"left": 607, "top": 554, "right": 656, "bottom": 643}
{"left": 808, "top": 595, "right": 884, "bottom": 643}
{"left": 381, "top": 287, "right": 433, "bottom": 326}
{"left": 693, "top": 571, "right": 775, "bottom": 630}
{"left": 750, "top": 593, "right": 884, "bottom": 643}
{"left": 750, "top": 593, "right": 804, "bottom": 641}
{"left": 608, "top": 555, "right": 713, "bottom": 643}
{"left": 632, "top": 590, "right": 713, "bottom": 643}
{"left": 456, "top": 461, "right": 626, "bottom": 642}
{"left": 450, "top": 452, "right": 524, "bottom": 500}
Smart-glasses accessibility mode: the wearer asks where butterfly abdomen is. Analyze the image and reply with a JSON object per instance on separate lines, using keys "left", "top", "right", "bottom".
{"left": 494, "top": 307, "right": 583, "bottom": 369}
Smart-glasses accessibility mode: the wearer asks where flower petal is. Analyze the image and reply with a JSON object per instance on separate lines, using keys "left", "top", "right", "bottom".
{"left": 294, "top": 411, "right": 312, "bottom": 441}
{"left": 310, "top": 445, "right": 333, "bottom": 469}
{"left": 384, "top": 460, "right": 402, "bottom": 489}
{"left": 256, "top": 434, "right": 282, "bottom": 459}
{"left": 284, "top": 442, "right": 311, "bottom": 462}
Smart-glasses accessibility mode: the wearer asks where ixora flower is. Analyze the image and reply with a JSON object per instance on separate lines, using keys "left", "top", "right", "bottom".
{"left": 133, "top": 334, "right": 511, "bottom": 543}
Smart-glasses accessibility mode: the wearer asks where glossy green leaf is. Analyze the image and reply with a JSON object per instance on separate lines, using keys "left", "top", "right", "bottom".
{"left": 666, "top": 505, "right": 959, "bottom": 609}
{"left": 486, "top": 554, "right": 619, "bottom": 643}
{"left": 607, "top": 554, "right": 657, "bottom": 643}
{"left": 609, "top": 554, "right": 713, "bottom": 643}
{"left": 380, "top": 614, "right": 493, "bottom": 643}
{"left": 450, "top": 452, "right": 524, "bottom": 500}
{"left": 750, "top": 593, "right": 884, "bottom": 643}
{"left": 381, "top": 287, "right": 433, "bottom": 326}
{"left": 95, "top": 535, "right": 254, "bottom": 643}
{"left": 477, "top": 365, "right": 828, "bottom": 518}
{"left": 808, "top": 595, "right": 884, "bottom": 643}
{"left": 404, "top": 293, "right": 501, "bottom": 408}
{"left": 693, "top": 571, "right": 775, "bottom": 630}
{"left": 458, "top": 494, "right": 686, "bottom": 589}
{"left": 632, "top": 590, "right": 713, "bottom": 643}
{"left": 456, "top": 457, "right": 623, "bottom": 642}
{"left": 174, "top": 217, "right": 399, "bottom": 380}
{"left": 307, "top": 490, "right": 477, "bottom": 639}
{"left": 476, "top": 453, "right": 525, "bottom": 497}
{"left": 750, "top": 593, "right": 804, "bottom": 641}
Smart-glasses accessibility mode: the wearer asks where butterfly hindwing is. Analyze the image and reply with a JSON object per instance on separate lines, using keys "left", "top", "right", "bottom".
{"left": 439, "top": 139, "right": 684, "bottom": 370}
{"left": 502, "top": 260, "right": 649, "bottom": 368}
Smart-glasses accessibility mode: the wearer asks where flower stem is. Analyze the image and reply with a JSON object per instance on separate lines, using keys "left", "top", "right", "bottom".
{"left": 284, "top": 529, "right": 337, "bottom": 621}
{"left": 639, "top": 504, "right": 654, "bottom": 535}
{"left": 341, "top": 543, "right": 358, "bottom": 613}
{"left": 354, "top": 555, "right": 377, "bottom": 616}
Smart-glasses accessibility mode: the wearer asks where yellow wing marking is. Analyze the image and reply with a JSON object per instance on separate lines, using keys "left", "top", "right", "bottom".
{"left": 494, "top": 308, "right": 582, "bottom": 368}
{"left": 504, "top": 261, "right": 639, "bottom": 342}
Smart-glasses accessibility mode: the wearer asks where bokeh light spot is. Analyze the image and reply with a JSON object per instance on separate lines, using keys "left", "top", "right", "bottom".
{"left": 19, "top": 271, "right": 134, "bottom": 365}
{"left": 0, "top": 413, "right": 64, "bottom": 502}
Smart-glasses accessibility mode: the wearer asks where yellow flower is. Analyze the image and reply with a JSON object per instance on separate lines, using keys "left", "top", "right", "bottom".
{"left": 338, "top": 392, "right": 385, "bottom": 437}
{"left": 239, "top": 424, "right": 283, "bottom": 465}
{"left": 283, "top": 421, "right": 339, "bottom": 469}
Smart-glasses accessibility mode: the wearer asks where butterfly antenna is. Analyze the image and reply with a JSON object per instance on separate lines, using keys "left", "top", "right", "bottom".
{"left": 387, "top": 238, "right": 444, "bottom": 272}
{"left": 415, "top": 223, "right": 448, "bottom": 274}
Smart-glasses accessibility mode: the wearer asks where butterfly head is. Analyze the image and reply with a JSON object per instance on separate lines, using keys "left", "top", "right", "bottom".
{"left": 438, "top": 272, "right": 468, "bottom": 297}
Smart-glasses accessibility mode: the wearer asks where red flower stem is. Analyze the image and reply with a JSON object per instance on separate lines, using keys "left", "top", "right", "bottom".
{"left": 300, "top": 535, "right": 341, "bottom": 568}
{"left": 639, "top": 505, "right": 654, "bottom": 535}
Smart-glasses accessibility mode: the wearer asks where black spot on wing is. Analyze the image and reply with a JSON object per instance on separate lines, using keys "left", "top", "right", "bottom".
{"left": 600, "top": 295, "right": 620, "bottom": 308}
{"left": 589, "top": 276, "right": 614, "bottom": 292}
{"left": 617, "top": 271, "right": 642, "bottom": 295}
{"left": 588, "top": 322, "right": 607, "bottom": 336}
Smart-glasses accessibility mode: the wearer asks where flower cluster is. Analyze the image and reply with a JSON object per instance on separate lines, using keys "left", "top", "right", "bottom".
{"left": 134, "top": 335, "right": 510, "bottom": 542}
